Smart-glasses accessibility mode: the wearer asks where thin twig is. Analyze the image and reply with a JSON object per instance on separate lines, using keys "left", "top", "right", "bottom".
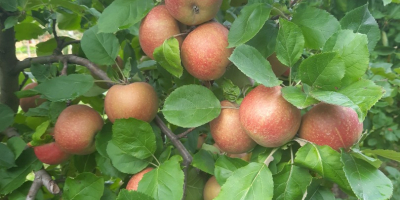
{"left": 61, "top": 58, "right": 68, "bottom": 76}
{"left": 154, "top": 116, "right": 192, "bottom": 200}
{"left": 177, "top": 128, "right": 195, "bottom": 138}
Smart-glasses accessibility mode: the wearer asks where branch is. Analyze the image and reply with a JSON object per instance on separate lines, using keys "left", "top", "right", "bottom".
{"left": 154, "top": 116, "right": 192, "bottom": 200}
{"left": 177, "top": 128, "right": 195, "bottom": 139}
{"left": 15, "top": 54, "right": 112, "bottom": 85}
{"left": 26, "top": 169, "right": 61, "bottom": 200}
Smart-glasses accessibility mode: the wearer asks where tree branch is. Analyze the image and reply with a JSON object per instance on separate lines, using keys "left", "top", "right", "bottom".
{"left": 15, "top": 54, "right": 112, "bottom": 85}
{"left": 154, "top": 116, "right": 192, "bottom": 200}
{"left": 27, "top": 169, "right": 61, "bottom": 200}
{"left": 177, "top": 128, "right": 195, "bottom": 139}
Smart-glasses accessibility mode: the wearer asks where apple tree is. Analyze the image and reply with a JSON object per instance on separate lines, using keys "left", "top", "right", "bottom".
{"left": 0, "top": 0, "right": 400, "bottom": 199}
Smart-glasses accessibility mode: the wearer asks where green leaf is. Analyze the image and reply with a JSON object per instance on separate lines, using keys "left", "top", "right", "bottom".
{"left": 33, "top": 74, "right": 94, "bottom": 102}
{"left": 98, "top": 0, "right": 153, "bottom": 33}
{"left": 341, "top": 151, "right": 393, "bottom": 200}
{"left": 273, "top": 164, "right": 313, "bottom": 200}
{"left": 116, "top": 190, "right": 155, "bottom": 200}
{"left": 292, "top": 5, "right": 341, "bottom": 49}
{"left": 215, "top": 162, "right": 273, "bottom": 200}
{"left": 219, "top": 78, "right": 241, "bottom": 102}
{"left": 191, "top": 149, "right": 217, "bottom": 175}
{"left": 275, "top": 18, "right": 305, "bottom": 67}
{"left": 228, "top": 3, "right": 272, "bottom": 47}
{"left": 81, "top": 25, "right": 120, "bottom": 65}
{"left": 14, "top": 23, "right": 45, "bottom": 41}
{"left": 305, "top": 179, "right": 335, "bottom": 200}
{"left": 323, "top": 30, "right": 369, "bottom": 86}
{"left": 294, "top": 143, "right": 352, "bottom": 194}
{"left": 30, "top": 120, "right": 52, "bottom": 147}
{"left": 340, "top": 4, "right": 380, "bottom": 52}
{"left": 63, "top": 173, "right": 104, "bottom": 200}
{"left": 0, "top": 104, "right": 14, "bottom": 132}
{"left": 106, "top": 142, "right": 149, "bottom": 174}
{"left": 0, "top": 0, "right": 17, "bottom": 11}
{"left": 158, "top": 146, "right": 171, "bottom": 164}
{"left": 362, "top": 149, "right": 400, "bottom": 163}
{"left": 0, "top": 143, "right": 16, "bottom": 169}
{"left": 95, "top": 153, "right": 126, "bottom": 179}
{"left": 186, "top": 167, "right": 208, "bottom": 200}
{"left": 96, "top": 122, "right": 113, "bottom": 158}
{"left": 24, "top": 101, "right": 50, "bottom": 117}
{"left": 6, "top": 137, "right": 26, "bottom": 160}
{"left": 138, "top": 158, "right": 184, "bottom": 200}
{"left": 246, "top": 20, "right": 278, "bottom": 58}
{"left": 162, "top": 85, "right": 221, "bottom": 128}
{"left": 36, "top": 37, "right": 75, "bottom": 57}
{"left": 57, "top": 11, "right": 81, "bottom": 30}
{"left": 299, "top": 52, "right": 345, "bottom": 90}
{"left": 153, "top": 37, "right": 183, "bottom": 78}
{"left": 351, "top": 149, "right": 382, "bottom": 168}
{"left": 8, "top": 181, "right": 44, "bottom": 200}
{"left": 214, "top": 155, "right": 248, "bottom": 185}
{"left": 3, "top": 16, "right": 18, "bottom": 30}
{"left": 48, "top": 102, "right": 67, "bottom": 123}
{"left": 0, "top": 149, "right": 42, "bottom": 195}
{"left": 112, "top": 118, "right": 156, "bottom": 159}
{"left": 74, "top": 153, "right": 96, "bottom": 173}
{"left": 281, "top": 86, "right": 319, "bottom": 109}
{"left": 15, "top": 89, "right": 40, "bottom": 99}
{"left": 229, "top": 44, "right": 282, "bottom": 87}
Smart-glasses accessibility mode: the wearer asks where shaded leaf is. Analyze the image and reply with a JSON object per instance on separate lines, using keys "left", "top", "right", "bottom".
{"left": 0, "top": 104, "right": 14, "bottom": 132}
{"left": 214, "top": 155, "right": 248, "bottom": 185}
{"left": 63, "top": 173, "right": 104, "bottom": 200}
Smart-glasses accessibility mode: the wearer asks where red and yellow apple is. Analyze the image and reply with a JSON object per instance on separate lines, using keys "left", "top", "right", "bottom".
{"left": 139, "top": 5, "right": 183, "bottom": 59}
{"left": 181, "top": 22, "right": 232, "bottom": 81}
{"left": 19, "top": 82, "right": 46, "bottom": 112}
{"left": 239, "top": 85, "right": 301, "bottom": 147}
{"left": 203, "top": 176, "right": 221, "bottom": 200}
{"left": 34, "top": 142, "right": 71, "bottom": 165}
{"left": 210, "top": 100, "right": 256, "bottom": 154}
{"left": 54, "top": 105, "right": 103, "bottom": 155}
{"left": 299, "top": 103, "right": 363, "bottom": 151}
{"left": 104, "top": 82, "right": 159, "bottom": 123}
{"left": 126, "top": 167, "right": 154, "bottom": 191}
{"left": 165, "top": 0, "right": 222, "bottom": 26}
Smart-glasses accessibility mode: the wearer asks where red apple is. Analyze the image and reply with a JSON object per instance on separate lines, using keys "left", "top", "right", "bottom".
{"left": 104, "top": 82, "right": 159, "bottom": 123}
{"left": 210, "top": 101, "right": 256, "bottom": 154}
{"left": 267, "top": 53, "right": 290, "bottom": 77}
{"left": 181, "top": 22, "right": 233, "bottom": 81}
{"left": 282, "top": 69, "right": 290, "bottom": 77}
{"left": 54, "top": 105, "right": 103, "bottom": 155}
{"left": 19, "top": 82, "right": 46, "bottom": 112}
{"left": 139, "top": 5, "right": 183, "bottom": 59}
{"left": 34, "top": 142, "right": 71, "bottom": 165}
{"left": 299, "top": 103, "right": 363, "bottom": 151}
{"left": 239, "top": 85, "right": 301, "bottom": 147}
{"left": 165, "top": 0, "right": 222, "bottom": 26}
{"left": 126, "top": 167, "right": 153, "bottom": 191}
{"left": 203, "top": 176, "right": 221, "bottom": 200}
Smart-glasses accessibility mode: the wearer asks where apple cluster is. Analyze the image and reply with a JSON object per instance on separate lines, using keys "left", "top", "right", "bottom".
{"left": 139, "top": 1, "right": 233, "bottom": 81}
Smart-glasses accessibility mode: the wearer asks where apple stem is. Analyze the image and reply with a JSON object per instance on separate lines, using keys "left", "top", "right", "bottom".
{"left": 290, "top": 146, "right": 294, "bottom": 164}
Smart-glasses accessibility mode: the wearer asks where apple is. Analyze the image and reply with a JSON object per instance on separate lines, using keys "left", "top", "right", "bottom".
{"left": 181, "top": 22, "right": 232, "bottom": 81}
{"left": 104, "top": 82, "right": 159, "bottom": 123}
{"left": 203, "top": 176, "right": 221, "bottom": 200}
{"left": 165, "top": 0, "right": 222, "bottom": 26}
{"left": 126, "top": 167, "right": 153, "bottom": 191}
{"left": 197, "top": 133, "right": 207, "bottom": 149}
{"left": 139, "top": 5, "right": 183, "bottom": 59}
{"left": 34, "top": 142, "right": 71, "bottom": 165}
{"left": 299, "top": 103, "right": 363, "bottom": 151}
{"left": 54, "top": 105, "right": 103, "bottom": 155}
{"left": 210, "top": 100, "right": 256, "bottom": 154}
{"left": 227, "top": 152, "right": 252, "bottom": 162}
{"left": 282, "top": 69, "right": 290, "bottom": 77}
{"left": 19, "top": 82, "right": 46, "bottom": 112}
{"left": 239, "top": 85, "right": 301, "bottom": 147}
{"left": 267, "top": 53, "right": 290, "bottom": 77}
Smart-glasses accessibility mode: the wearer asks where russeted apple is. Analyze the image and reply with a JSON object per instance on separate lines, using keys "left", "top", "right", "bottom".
{"left": 34, "top": 142, "right": 71, "bottom": 165}
{"left": 139, "top": 5, "right": 183, "bottom": 59}
{"left": 19, "top": 82, "right": 46, "bottom": 112}
{"left": 299, "top": 103, "right": 363, "bottom": 151}
{"left": 239, "top": 85, "right": 301, "bottom": 147}
{"left": 104, "top": 82, "right": 159, "bottom": 123}
{"left": 203, "top": 176, "right": 221, "bottom": 200}
{"left": 210, "top": 100, "right": 256, "bottom": 154}
{"left": 267, "top": 53, "right": 290, "bottom": 77}
{"left": 126, "top": 167, "right": 153, "bottom": 191}
{"left": 165, "top": 0, "right": 222, "bottom": 26}
{"left": 181, "top": 22, "right": 233, "bottom": 81}
{"left": 54, "top": 105, "right": 103, "bottom": 155}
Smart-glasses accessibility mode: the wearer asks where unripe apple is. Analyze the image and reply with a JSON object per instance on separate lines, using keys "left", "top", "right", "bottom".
{"left": 19, "top": 83, "right": 46, "bottom": 112}
{"left": 104, "top": 82, "right": 159, "bottom": 123}
{"left": 181, "top": 22, "right": 233, "bottom": 81}
{"left": 299, "top": 103, "right": 363, "bottom": 151}
{"left": 54, "top": 105, "right": 103, "bottom": 155}
{"left": 203, "top": 176, "right": 221, "bottom": 200}
{"left": 239, "top": 85, "right": 301, "bottom": 147}
{"left": 139, "top": 5, "right": 183, "bottom": 59}
{"left": 210, "top": 101, "right": 256, "bottom": 154}
{"left": 267, "top": 53, "right": 290, "bottom": 77}
{"left": 165, "top": 0, "right": 222, "bottom": 26}
{"left": 34, "top": 142, "right": 71, "bottom": 165}
{"left": 126, "top": 167, "right": 153, "bottom": 191}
